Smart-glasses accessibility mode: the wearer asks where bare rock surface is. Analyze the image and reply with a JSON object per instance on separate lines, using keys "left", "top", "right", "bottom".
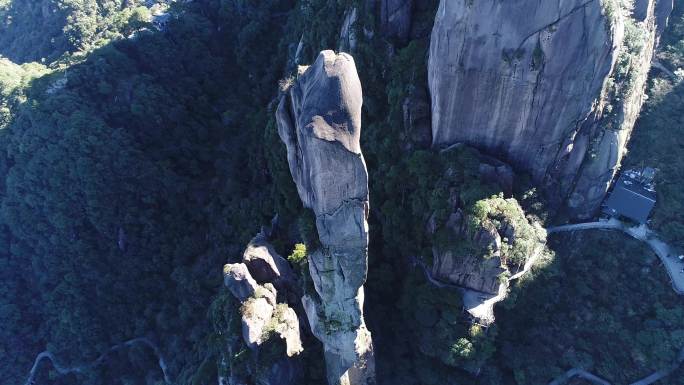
{"left": 380, "top": 0, "right": 413, "bottom": 42}
{"left": 243, "top": 234, "right": 295, "bottom": 291}
{"left": 432, "top": 250, "right": 505, "bottom": 295}
{"left": 339, "top": 8, "right": 359, "bottom": 53}
{"left": 428, "top": 0, "right": 673, "bottom": 218}
{"left": 277, "top": 50, "right": 375, "bottom": 385}
{"left": 223, "top": 263, "right": 258, "bottom": 301}
{"left": 241, "top": 296, "right": 275, "bottom": 348}
{"left": 222, "top": 237, "right": 304, "bottom": 385}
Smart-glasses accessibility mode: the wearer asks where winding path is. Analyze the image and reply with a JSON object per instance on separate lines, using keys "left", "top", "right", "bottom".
{"left": 547, "top": 218, "right": 684, "bottom": 295}
{"left": 412, "top": 238, "right": 546, "bottom": 325}
{"left": 546, "top": 218, "right": 684, "bottom": 384}
{"left": 24, "top": 337, "right": 171, "bottom": 385}
{"left": 548, "top": 368, "right": 611, "bottom": 385}
{"left": 629, "top": 346, "right": 684, "bottom": 385}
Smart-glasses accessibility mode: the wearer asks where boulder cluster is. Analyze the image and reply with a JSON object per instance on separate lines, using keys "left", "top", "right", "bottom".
{"left": 223, "top": 234, "right": 303, "bottom": 385}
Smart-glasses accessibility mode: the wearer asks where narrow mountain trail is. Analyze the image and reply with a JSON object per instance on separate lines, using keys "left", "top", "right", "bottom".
{"left": 547, "top": 218, "right": 684, "bottom": 294}
{"left": 462, "top": 242, "right": 546, "bottom": 324}
{"left": 412, "top": 240, "right": 545, "bottom": 324}
{"left": 548, "top": 368, "right": 611, "bottom": 385}
{"left": 546, "top": 218, "right": 684, "bottom": 385}
{"left": 629, "top": 346, "right": 684, "bottom": 385}
{"left": 24, "top": 337, "right": 171, "bottom": 385}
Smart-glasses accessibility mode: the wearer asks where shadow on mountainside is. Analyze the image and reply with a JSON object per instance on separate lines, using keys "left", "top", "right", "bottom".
{"left": 1, "top": 1, "right": 297, "bottom": 384}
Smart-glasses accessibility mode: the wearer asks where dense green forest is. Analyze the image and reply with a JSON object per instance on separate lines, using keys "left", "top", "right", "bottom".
{"left": 0, "top": 0, "right": 155, "bottom": 64}
{"left": 1, "top": 0, "right": 683, "bottom": 384}
{"left": 0, "top": 1, "right": 298, "bottom": 383}
{"left": 624, "top": 5, "right": 684, "bottom": 251}
{"left": 495, "top": 232, "right": 684, "bottom": 383}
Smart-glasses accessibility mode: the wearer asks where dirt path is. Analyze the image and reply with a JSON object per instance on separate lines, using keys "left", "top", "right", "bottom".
{"left": 24, "top": 337, "right": 171, "bottom": 385}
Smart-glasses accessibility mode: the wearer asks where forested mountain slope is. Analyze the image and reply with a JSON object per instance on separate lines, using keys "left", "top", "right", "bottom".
{"left": 0, "top": 1, "right": 683, "bottom": 385}
{"left": 0, "top": 1, "right": 298, "bottom": 383}
{"left": 0, "top": 0, "right": 156, "bottom": 63}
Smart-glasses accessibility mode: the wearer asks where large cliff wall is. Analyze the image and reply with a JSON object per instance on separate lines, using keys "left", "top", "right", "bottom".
{"left": 276, "top": 50, "right": 375, "bottom": 385}
{"left": 428, "top": 0, "right": 673, "bottom": 218}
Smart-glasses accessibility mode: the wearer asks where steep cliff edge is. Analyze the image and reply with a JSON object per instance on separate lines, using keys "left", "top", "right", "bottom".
{"left": 428, "top": 0, "right": 673, "bottom": 218}
{"left": 276, "top": 50, "right": 375, "bottom": 385}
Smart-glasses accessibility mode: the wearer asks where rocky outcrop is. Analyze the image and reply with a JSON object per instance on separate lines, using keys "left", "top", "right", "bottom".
{"left": 223, "top": 263, "right": 258, "bottom": 302}
{"left": 428, "top": 0, "right": 673, "bottom": 218}
{"left": 431, "top": 195, "right": 547, "bottom": 295}
{"left": 222, "top": 235, "right": 304, "bottom": 385}
{"left": 424, "top": 146, "right": 547, "bottom": 296}
{"left": 478, "top": 155, "right": 515, "bottom": 196}
{"left": 339, "top": 8, "right": 359, "bottom": 53}
{"left": 380, "top": 0, "right": 413, "bottom": 42}
{"left": 432, "top": 250, "right": 505, "bottom": 295}
{"left": 242, "top": 234, "right": 298, "bottom": 304}
{"left": 276, "top": 50, "right": 375, "bottom": 385}
{"left": 402, "top": 86, "right": 432, "bottom": 149}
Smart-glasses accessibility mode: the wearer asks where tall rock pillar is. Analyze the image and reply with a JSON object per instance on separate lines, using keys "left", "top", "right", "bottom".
{"left": 276, "top": 50, "right": 375, "bottom": 385}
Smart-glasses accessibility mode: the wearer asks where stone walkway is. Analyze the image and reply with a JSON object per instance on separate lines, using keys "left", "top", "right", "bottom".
{"left": 462, "top": 242, "right": 546, "bottom": 324}
{"left": 546, "top": 218, "right": 684, "bottom": 384}
{"left": 548, "top": 218, "right": 684, "bottom": 294}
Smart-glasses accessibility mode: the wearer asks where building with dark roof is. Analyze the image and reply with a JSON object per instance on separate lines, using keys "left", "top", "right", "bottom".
{"left": 602, "top": 169, "right": 656, "bottom": 224}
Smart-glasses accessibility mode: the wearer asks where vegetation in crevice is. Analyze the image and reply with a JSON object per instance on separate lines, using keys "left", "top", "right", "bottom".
{"left": 1, "top": 1, "right": 684, "bottom": 384}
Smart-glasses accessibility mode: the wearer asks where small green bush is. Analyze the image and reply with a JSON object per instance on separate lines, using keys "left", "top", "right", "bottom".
{"left": 287, "top": 243, "right": 307, "bottom": 265}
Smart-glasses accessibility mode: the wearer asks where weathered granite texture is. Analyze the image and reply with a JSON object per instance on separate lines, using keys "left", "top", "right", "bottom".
{"left": 222, "top": 235, "right": 303, "bottom": 385}
{"left": 276, "top": 50, "right": 375, "bottom": 385}
{"left": 428, "top": 0, "right": 673, "bottom": 218}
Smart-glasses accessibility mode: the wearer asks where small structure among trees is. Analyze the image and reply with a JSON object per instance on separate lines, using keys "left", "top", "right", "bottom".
{"left": 602, "top": 168, "right": 657, "bottom": 224}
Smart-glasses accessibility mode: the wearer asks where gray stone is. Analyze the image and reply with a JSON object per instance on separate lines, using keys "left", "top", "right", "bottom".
{"left": 478, "top": 161, "right": 514, "bottom": 196}
{"left": 239, "top": 287, "right": 304, "bottom": 360}
{"left": 241, "top": 297, "right": 274, "bottom": 348}
{"left": 260, "top": 283, "right": 278, "bottom": 307}
{"left": 473, "top": 223, "right": 501, "bottom": 252}
{"left": 223, "top": 263, "right": 258, "bottom": 302}
{"left": 243, "top": 235, "right": 294, "bottom": 286}
{"left": 445, "top": 210, "right": 464, "bottom": 235}
{"left": 277, "top": 52, "right": 368, "bottom": 216}
{"left": 428, "top": 0, "right": 672, "bottom": 218}
{"left": 656, "top": 0, "right": 674, "bottom": 35}
{"left": 380, "top": 0, "right": 413, "bottom": 42}
{"left": 339, "top": 8, "right": 359, "bottom": 53}
{"left": 271, "top": 304, "right": 304, "bottom": 357}
{"left": 276, "top": 50, "right": 375, "bottom": 385}
{"left": 432, "top": 248, "right": 505, "bottom": 295}
{"left": 430, "top": 195, "right": 547, "bottom": 295}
